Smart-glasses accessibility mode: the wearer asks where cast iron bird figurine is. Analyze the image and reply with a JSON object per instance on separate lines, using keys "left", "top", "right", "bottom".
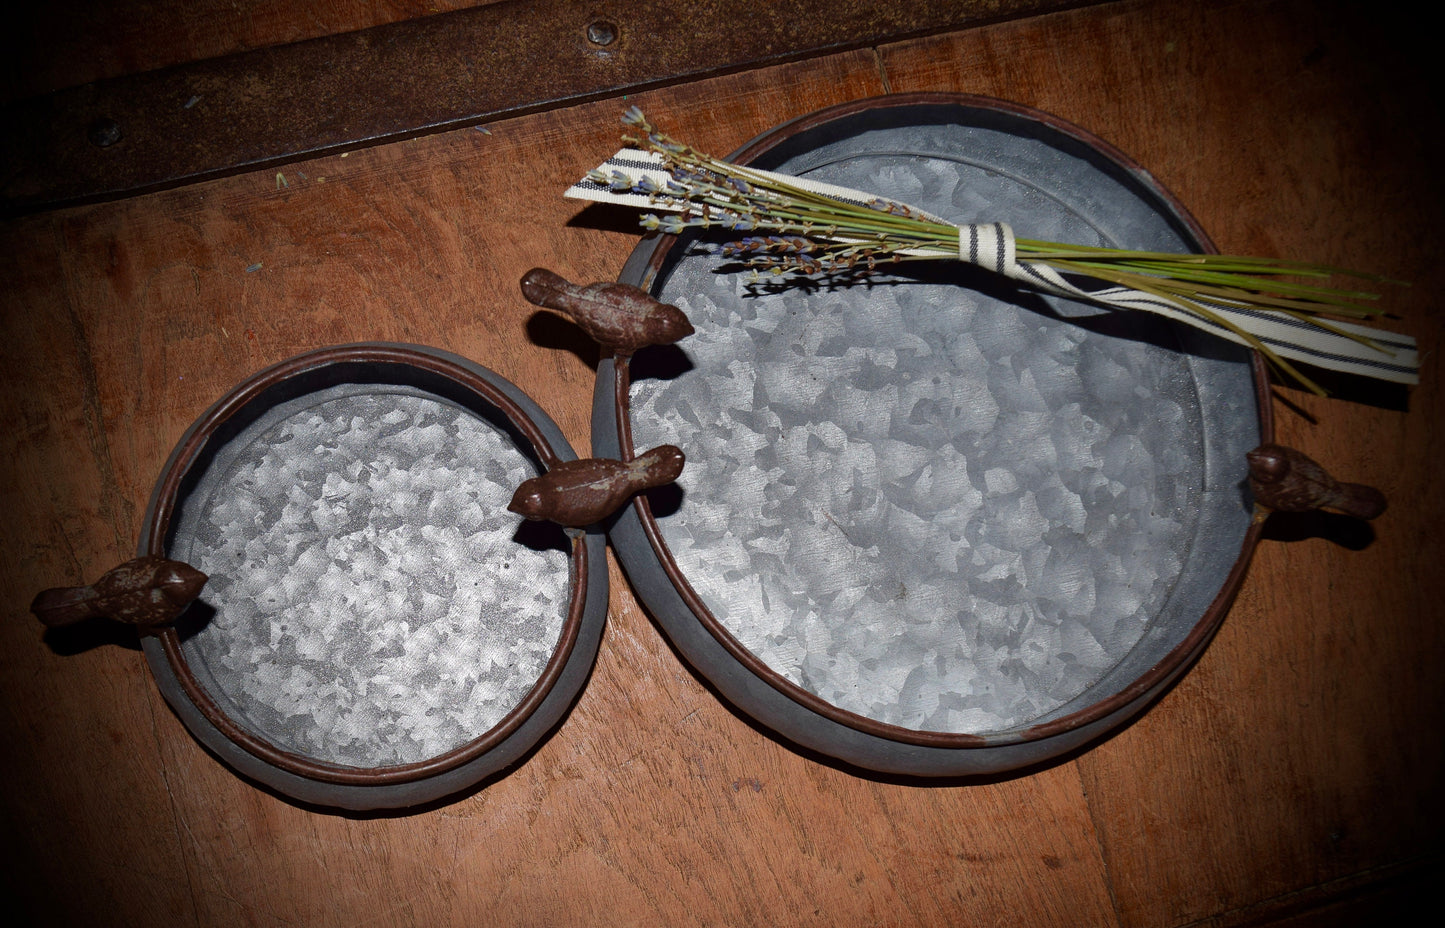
{"left": 30, "top": 555, "right": 208, "bottom": 628}
{"left": 1246, "top": 443, "right": 1386, "bottom": 520}
{"left": 520, "top": 267, "right": 694, "bottom": 356}
{"left": 509, "top": 445, "right": 686, "bottom": 528}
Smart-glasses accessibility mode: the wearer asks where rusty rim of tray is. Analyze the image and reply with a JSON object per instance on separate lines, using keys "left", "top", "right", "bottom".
{"left": 609, "top": 92, "right": 1273, "bottom": 750}
{"left": 141, "top": 343, "right": 591, "bottom": 785}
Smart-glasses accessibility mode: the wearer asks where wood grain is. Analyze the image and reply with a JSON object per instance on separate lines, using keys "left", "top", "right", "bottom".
{"left": 2, "top": 1, "right": 1439, "bottom": 925}
{"left": 4, "top": 2, "right": 493, "bottom": 101}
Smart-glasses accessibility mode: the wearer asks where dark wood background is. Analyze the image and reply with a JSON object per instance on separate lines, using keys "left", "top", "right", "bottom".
{"left": 2, "top": 1, "right": 1440, "bottom": 925}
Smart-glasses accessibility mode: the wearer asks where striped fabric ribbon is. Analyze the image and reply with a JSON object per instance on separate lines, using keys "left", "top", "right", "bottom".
{"left": 567, "top": 148, "right": 1419, "bottom": 385}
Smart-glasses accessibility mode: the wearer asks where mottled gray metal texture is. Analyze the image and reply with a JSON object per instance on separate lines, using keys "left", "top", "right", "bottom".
{"left": 626, "top": 111, "right": 1258, "bottom": 737}
{"left": 168, "top": 383, "right": 571, "bottom": 768}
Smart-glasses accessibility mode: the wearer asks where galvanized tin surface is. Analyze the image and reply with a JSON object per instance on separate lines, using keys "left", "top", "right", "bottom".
{"left": 140, "top": 344, "right": 607, "bottom": 809}
{"left": 597, "top": 95, "right": 1269, "bottom": 775}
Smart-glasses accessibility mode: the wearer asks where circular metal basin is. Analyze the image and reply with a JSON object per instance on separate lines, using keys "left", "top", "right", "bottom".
{"left": 140, "top": 343, "right": 606, "bottom": 809}
{"left": 594, "top": 94, "right": 1269, "bottom": 776}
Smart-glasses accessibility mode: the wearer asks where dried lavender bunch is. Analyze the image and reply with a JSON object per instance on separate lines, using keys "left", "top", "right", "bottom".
{"left": 584, "top": 107, "right": 1414, "bottom": 395}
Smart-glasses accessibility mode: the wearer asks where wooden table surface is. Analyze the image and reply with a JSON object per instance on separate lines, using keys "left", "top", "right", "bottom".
{"left": 3, "top": 1, "right": 1440, "bottom": 924}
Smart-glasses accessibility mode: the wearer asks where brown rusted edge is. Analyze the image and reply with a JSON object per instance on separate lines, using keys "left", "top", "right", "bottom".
{"left": 141, "top": 344, "right": 587, "bottom": 785}
{"left": 613, "top": 92, "right": 1275, "bottom": 750}
{"left": 0, "top": 0, "right": 1104, "bottom": 216}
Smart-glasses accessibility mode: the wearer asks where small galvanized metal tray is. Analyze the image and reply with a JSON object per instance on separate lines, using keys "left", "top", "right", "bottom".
{"left": 54, "top": 344, "right": 612, "bottom": 810}
{"left": 593, "top": 94, "right": 1273, "bottom": 776}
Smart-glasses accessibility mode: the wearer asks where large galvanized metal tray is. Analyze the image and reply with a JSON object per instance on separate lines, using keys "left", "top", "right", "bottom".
{"left": 594, "top": 94, "right": 1270, "bottom": 776}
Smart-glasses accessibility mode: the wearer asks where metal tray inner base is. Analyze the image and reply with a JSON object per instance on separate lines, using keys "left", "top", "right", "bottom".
{"left": 629, "top": 109, "right": 1257, "bottom": 736}
{"left": 168, "top": 382, "right": 572, "bottom": 768}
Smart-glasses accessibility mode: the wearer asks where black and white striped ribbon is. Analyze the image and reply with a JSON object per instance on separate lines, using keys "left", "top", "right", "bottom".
{"left": 568, "top": 149, "right": 1419, "bottom": 385}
